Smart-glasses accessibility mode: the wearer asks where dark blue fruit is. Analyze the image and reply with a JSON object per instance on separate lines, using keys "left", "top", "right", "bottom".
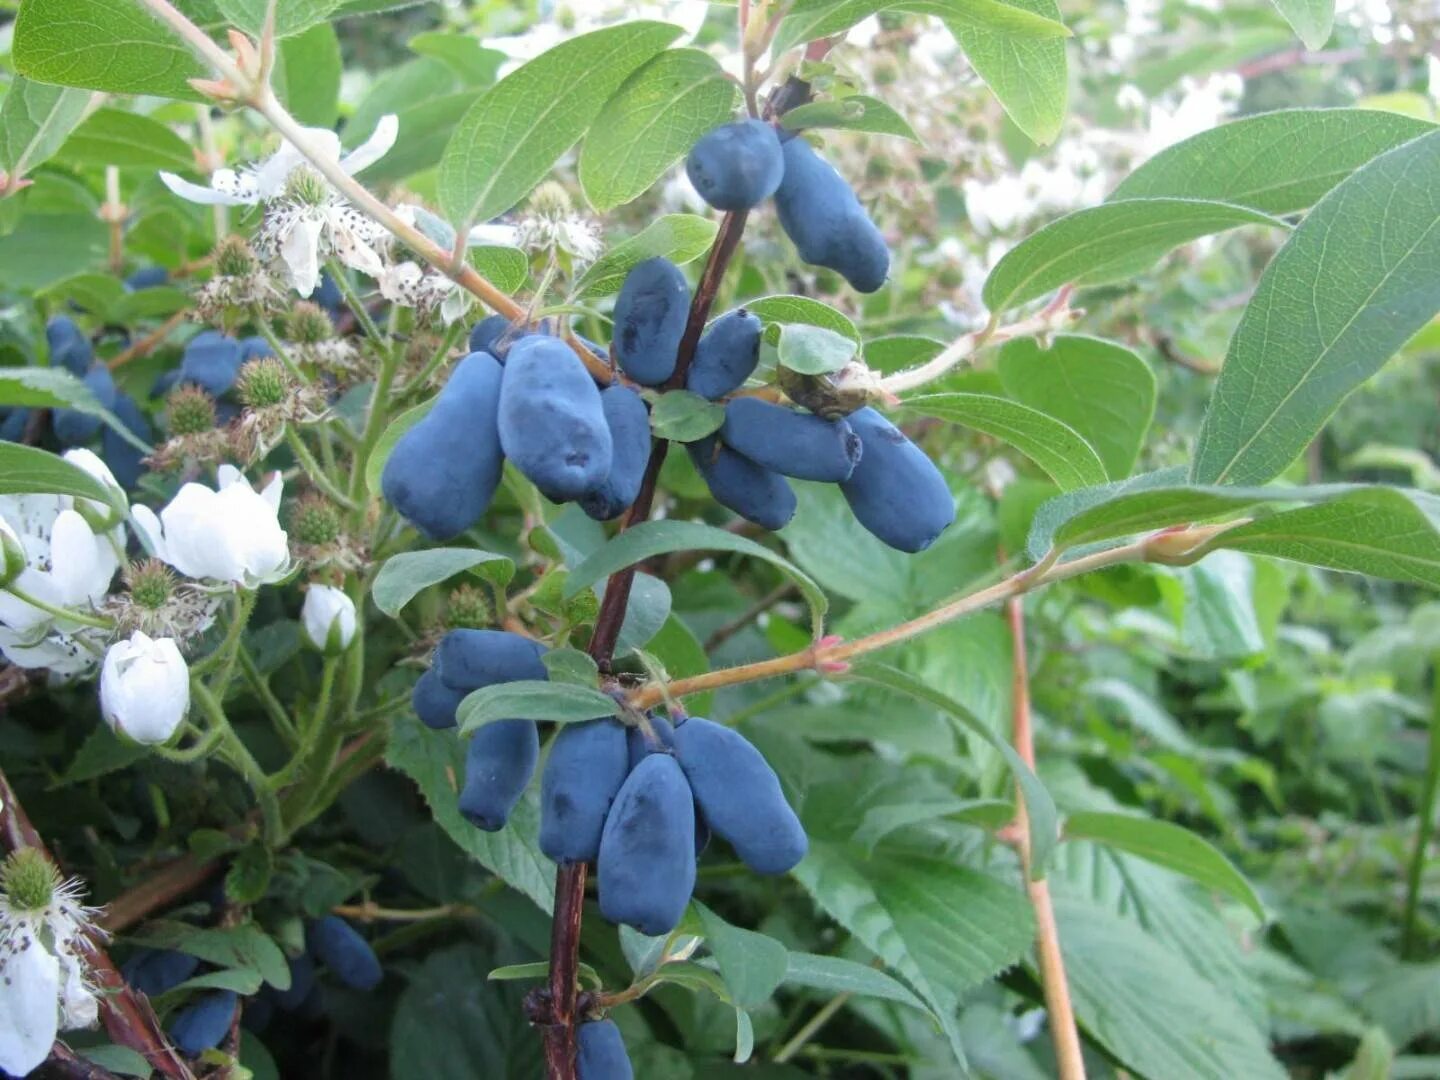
{"left": 774, "top": 136, "right": 889, "bottom": 293}
{"left": 597, "top": 754, "right": 696, "bottom": 935}
{"left": 539, "top": 718, "right": 630, "bottom": 863}
{"left": 0, "top": 407, "right": 31, "bottom": 441}
{"left": 124, "top": 266, "right": 169, "bottom": 291}
{"left": 382, "top": 351, "right": 505, "bottom": 540}
{"left": 150, "top": 368, "right": 182, "bottom": 400}
{"left": 314, "top": 272, "right": 345, "bottom": 321}
{"left": 688, "top": 436, "right": 797, "bottom": 530}
{"left": 686, "top": 309, "right": 762, "bottom": 399}
{"left": 239, "top": 336, "right": 273, "bottom": 364}
{"left": 412, "top": 667, "right": 466, "bottom": 730}
{"left": 840, "top": 407, "right": 955, "bottom": 553}
{"left": 469, "top": 314, "right": 511, "bottom": 355}
{"left": 581, "top": 385, "right": 652, "bottom": 521}
{"left": 273, "top": 952, "right": 316, "bottom": 1009}
{"left": 626, "top": 717, "right": 711, "bottom": 856}
{"left": 686, "top": 118, "right": 786, "bottom": 211}
{"left": 435, "top": 629, "right": 548, "bottom": 693}
{"left": 497, "top": 336, "right": 613, "bottom": 502}
{"left": 612, "top": 258, "right": 689, "bottom": 385}
{"left": 459, "top": 718, "right": 540, "bottom": 831}
{"left": 122, "top": 948, "right": 199, "bottom": 997}
{"left": 672, "top": 717, "right": 807, "bottom": 874}
{"left": 308, "top": 916, "right": 382, "bottom": 991}
{"left": 179, "top": 331, "right": 244, "bottom": 397}
{"left": 576, "top": 1018, "right": 634, "bottom": 1080}
{"left": 168, "top": 990, "right": 236, "bottom": 1056}
{"left": 46, "top": 316, "right": 92, "bottom": 377}
{"left": 721, "top": 398, "right": 861, "bottom": 482}
{"left": 102, "top": 392, "right": 152, "bottom": 489}
{"left": 52, "top": 364, "right": 117, "bottom": 446}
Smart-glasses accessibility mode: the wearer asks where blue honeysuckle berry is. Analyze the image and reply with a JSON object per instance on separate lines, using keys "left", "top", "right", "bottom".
{"left": 124, "top": 266, "right": 169, "bottom": 291}
{"left": 839, "top": 407, "right": 955, "bottom": 553}
{"left": 459, "top": 718, "right": 540, "bottom": 832}
{"left": 121, "top": 948, "right": 199, "bottom": 998}
{"left": 774, "top": 135, "right": 890, "bottom": 294}
{"left": 576, "top": 1018, "right": 634, "bottom": 1080}
{"left": 539, "top": 717, "right": 630, "bottom": 863}
{"left": 102, "top": 392, "right": 153, "bottom": 490}
{"left": 178, "top": 331, "right": 245, "bottom": 398}
{"left": 52, "top": 364, "right": 118, "bottom": 446}
{"left": 720, "top": 397, "right": 862, "bottom": 482}
{"left": 0, "top": 407, "right": 31, "bottom": 442}
{"left": 687, "top": 435, "right": 797, "bottom": 531}
{"left": 686, "top": 308, "right": 762, "bottom": 400}
{"left": 625, "top": 716, "right": 710, "bottom": 856}
{"left": 469, "top": 314, "right": 511, "bottom": 356}
{"left": 685, "top": 118, "right": 785, "bottom": 211}
{"left": 597, "top": 753, "right": 697, "bottom": 936}
{"left": 45, "top": 315, "right": 93, "bottom": 378}
{"left": 308, "top": 915, "right": 382, "bottom": 991}
{"left": 580, "top": 385, "right": 652, "bottom": 522}
{"left": 612, "top": 258, "right": 689, "bottom": 386}
{"left": 273, "top": 952, "right": 316, "bottom": 1010}
{"left": 168, "top": 990, "right": 237, "bottom": 1056}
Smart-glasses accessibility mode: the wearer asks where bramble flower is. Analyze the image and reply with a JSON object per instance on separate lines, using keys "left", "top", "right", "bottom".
{"left": 0, "top": 849, "right": 103, "bottom": 1076}
{"left": 302, "top": 584, "right": 357, "bottom": 654}
{"left": 160, "top": 117, "right": 399, "bottom": 298}
{"left": 100, "top": 630, "right": 191, "bottom": 744}
{"left": 378, "top": 260, "right": 473, "bottom": 325}
{"left": 132, "top": 466, "right": 290, "bottom": 588}
{"left": 514, "top": 182, "right": 602, "bottom": 265}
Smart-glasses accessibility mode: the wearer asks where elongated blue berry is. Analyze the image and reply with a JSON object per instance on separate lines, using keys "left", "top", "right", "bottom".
{"left": 598, "top": 754, "right": 696, "bottom": 935}
{"left": 721, "top": 398, "right": 861, "bottom": 482}
{"left": 577, "top": 1018, "right": 634, "bottom": 1080}
{"left": 469, "top": 314, "right": 511, "bottom": 355}
{"left": 52, "top": 364, "right": 117, "bottom": 446}
{"left": 840, "top": 407, "right": 954, "bottom": 552}
{"left": 613, "top": 258, "right": 689, "bottom": 385}
{"left": 498, "top": 336, "right": 613, "bottom": 501}
{"left": 686, "top": 309, "right": 762, "bottom": 399}
{"left": 102, "top": 392, "right": 152, "bottom": 489}
{"left": 581, "top": 385, "right": 652, "bottom": 521}
{"left": 626, "top": 717, "right": 711, "bottom": 857}
{"left": 308, "top": 915, "right": 382, "bottom": 990}
{"left": 0, "top": 407, "right": 30, "bottom": 441}
{"left": 382, "top": 351, "right": 505, "bottom": 540}
{"left": 169, "top": 990, "right": 236, "bottom": 1056}
{"left": 125, "top": 266, "right": 169, "bottom": 291}
{"left": 122, "top": 948, "right": 199, "bottom": 997}
{"left": 274, "top": 953, "right": 316, "bottom": 1010}
{"left": 539, "top": 718, "right": 630, "bottom": 863}
{"left": 775, "top": 137, "right": 889, "bottom": 293}
{"left": 672, "top": 717, "right": 806, "bottom": 874}
{"left": 179, "top": 331, "right": 244, "bottom": 397}
{"left": 46, "top": 316, "right": 92, "bottom": 377}
{"left": 435, "top": 629, "right": 548, "bottom": 693}
{"left": 460, "top": 718, "right": 540, "bottom": 831}
{"left": 412, "top": 668, "right": 466, "bottom": 730}
{"left": 688, "top": 436, "right": 796, "bottom": 530}
{"left": 685, "top": 119, "right": 785, "bottom": 211}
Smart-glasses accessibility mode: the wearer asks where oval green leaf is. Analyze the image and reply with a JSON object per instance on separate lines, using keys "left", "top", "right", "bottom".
{"left": 457, "top": 681, "right": 618, "bottom": 734}
{"left": 372, "top": 548, "right": 515, "bottom": 618}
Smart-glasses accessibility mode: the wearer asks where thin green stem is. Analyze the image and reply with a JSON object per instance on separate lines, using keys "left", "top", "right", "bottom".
{"left": 1, "top": 585, "right": 115, "bottom": 630}
{"left": 400, "top": 319, "right": 466, "bottom": 397}
{"left": 286, "top": 427, "right": 360, "bottom": 511}
{"left": 151, "top": 722, "right": 227, "bottom": 764}
{"left": 208, "top": 589, "right": 258, "bottom": 700}
{"left": 266, "top": 657, "right": 337, "bottom": 790}
{"left": 326, "top": 261, "right": 383, "bottom": 342}
{"left": 251, "top": 311, "right": 310, "bottom": 384}
{"left": 348, "top": 346, "right": 403, "bottom": 506}
{"left": 193, "top": 680, "right": 285, "bottom": 846}
{"left": 237, "top": 643, "right": 297, "bottom": 744}
{"left": 774, "top": 992, "right": 852, "bottom": 1064}
{"left": 1402, "top": 654, "right": 1440, "bottom": 957}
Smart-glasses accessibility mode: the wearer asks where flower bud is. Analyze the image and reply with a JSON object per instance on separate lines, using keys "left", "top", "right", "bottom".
{"left": 236, "top": 357, "right": 289, "bottom": 409}
{"left": 99, "top": 631, "right": 190, "bottom": 745}
{"left": 289, "top": 494, "right": 343, "bottom": 546}
{"left": 286, "top": 301, "right": 333, "bottom": 344}
{"left": 167, "top": 384, "right": 218, "bottom": 436}
{"left": 214, "top": 236, "right": 259, "bottom": 278}
{"left": 302, "top": 584, "right": 356, "bottom": 654}
{"left": 62, "top": 447, "right": 126, "bottom": 528}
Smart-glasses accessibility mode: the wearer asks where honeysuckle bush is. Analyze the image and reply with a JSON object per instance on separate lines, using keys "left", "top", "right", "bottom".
{"left": 0, "top": 0, "right": 1438, "bottom": 1077}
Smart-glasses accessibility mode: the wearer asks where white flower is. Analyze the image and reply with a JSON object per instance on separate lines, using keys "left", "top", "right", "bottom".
{"left": 0, "top": 497, "right": 119, "bottom": 637}
{"left": 0, "top": 627, "right": 107, "bottom": 679}
{"left": 132, "top": 466, "right": 290, "bottom": 588}
{"left": 378, "top": 261, "right": 473, "bottom": 325}
{"left": 0, "top": 850, "right": 102, "bottom": 1076}
{"left": 62, "top": 448, "right": 127, "bottom": 521}
{"left": 99, "top": 631, "right": 190, "bottom": 744}
{"left": 302, "top": 585, "right": 356, "bottom": 654}
{"left": 160, "top": 117, "right": 399, "bottom": 298}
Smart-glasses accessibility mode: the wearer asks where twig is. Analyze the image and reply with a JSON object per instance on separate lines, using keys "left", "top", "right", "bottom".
{"left": 1005, "top": 592, "right": 1086, "bottom": 1080}
{"left": 108, "top": 310, "right": 189, "bottom": 370}
{"left": 703, "top": 582, "right": 796, "bottom": 652}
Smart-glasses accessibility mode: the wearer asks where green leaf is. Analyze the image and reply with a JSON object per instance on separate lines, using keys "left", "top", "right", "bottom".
{"left": 439, "top": 21, "right": 681, "bottom": 227}
{"left": 902, "top": 392, "right": 1108, "bottom": 491}
{"left": 779, "top": 95, "right": 920, "bottom": 141}
{"left": 649, "top": 389, "right": 725, "bottom": 442}
{"left": 470, "top": 246, "right": 529, "bottom": 294}
{"left": 224, "top": 843, "right": 275, "bottom": 906}
{"left": 13, "top": 0, "right": 223, "bottom": 100}
{"left": 745, "top": 294, "right": 860, "bottom": 344}
{"left": 576, "top": 214, "right": 717, "bottom": 297}
{"left": 847, "top": 664, "right": 1058, "bottom": 874}
{"left": 365, "top": 398, "right": 433, "bottom": 496}
{"left": 0, "top": 78, "right": 90, "bottom": 182}
{"left": 984, "top": 198, "right": 1286, "bottom": 311}
{"left": 57, "top": 725, "right": 148, "bottom": 785}
{"left": 562, "top": 519, "right": 829, "bottom": 639}
{"left": 1213, "top": 488, "right": 1440, "bottom": 589}
{"left": 1270, "top": 0, "right": 1334, "bottom": 49}
{"left": 276, "top": 21, "right": 343, "bottom": 127}
{"left": 0, "top": 442, "right": 125, "bottom": 512}
{"left": 57, "top": 108, "right": 195, "bottom": 171}
{"left": 408, "top": 33, "right": 505, "bottom": 86}
{"left": 696, "top": 903, "right": 789, "bottom": 1010}
{"left": 777, "top": 323, "right": 859, "bottom": 375}
{"left": 997, "top": 335, "right": 1156, "bottom": 480}
{"left": 540, "top": 648, "right": 601, "bottom": 687}
{"left": 386, "top": 713, "right": 554, "bottom": 912}
{"left": 372, "top": 549, "right": 515, "bottom": 618}
{"left": 1192, "top": 129, "right": 1440, "bottom": 487}
{"left": 213, "top": 0, "right": 341, "bottom": 38}
{"left": 1055, "top": 895, "right": 1286, "bottom": 1080}
{"left": 1110, "top": 108, "right": 1434, "bottom": 214}
{"left": 783, "top": 951, "right": 928, "bottom": 1012}
{"left": 1065, "top": 811, "right": 1265, "bottom": 919}
{"left": 941, "top": 0, "right": 1069, "bottom": 145}
{"left": 0, "top": 365, "right": 150, "bottom": 454}
{"left": 77, "top": 1046, "right": 153, "bottom": 1078}
{"left": 132, "top": 922, "right": 291, "bottom": 991}
{"left": 578, "top": 48, "right": 738, "bottom": 212}
{"left": 457, "top": 682, "right": 617, "bottom": 734}
{"left": 774, "top": 0, "right": 1071, "bottom": 55}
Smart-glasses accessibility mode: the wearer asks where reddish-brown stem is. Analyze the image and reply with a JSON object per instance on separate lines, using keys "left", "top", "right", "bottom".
{"left": 0, "top": 768, "right": 195, "bottom": 1080}
{"left": 1005, "top": 595, "right": 1086, "bottom": 1080}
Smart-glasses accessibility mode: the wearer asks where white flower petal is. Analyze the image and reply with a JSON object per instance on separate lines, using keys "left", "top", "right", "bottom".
{"left": 280, "top": 213, "right": 325, "bottom": 298}
{"left": 466, "top": 223, "right": 521, "bottom": 248}
{"left": 440, "top": 286, "right": 472, "bottom": 326}
{"left": 159, "top": 171, "right": 253, "bottom": 207}
{"left": 100, "top": 631, "right": 190, "bottom": 744}
{"left": 0, "top": 932, "right": 60, "bottom": 1076}
{"left": 258, "top": 472, "right": 284, "bottom": 513}
{"left": 129, "top": 504, "right": 165, "bottom": 562}
{"left": 45, "top": 510, "right": 105, "bottom": 609}
{"left": 302, "top": 585, "right": 356, "bottom": 653}
{"left": 340, "top": 114, "right": 399, "bottom": 176}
